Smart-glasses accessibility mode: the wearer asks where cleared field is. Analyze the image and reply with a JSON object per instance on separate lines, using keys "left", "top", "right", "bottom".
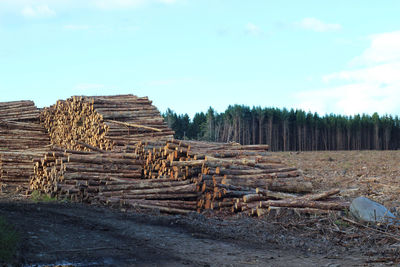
{"left": 276, "top": 150, "right": 400, "bottom": 212}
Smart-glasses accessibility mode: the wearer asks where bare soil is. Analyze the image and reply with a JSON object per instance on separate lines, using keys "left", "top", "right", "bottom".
{"left": 1, "top": 150, "right": 400, "bottom": 266}
{"left": 276, "top": 150, "right": 400, "bottom": 212}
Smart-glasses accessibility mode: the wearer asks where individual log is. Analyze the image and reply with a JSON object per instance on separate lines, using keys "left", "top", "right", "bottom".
{"left": 295, "top": 189, "right": 340, "bottom": 201}
{"left": 221, "top": 177, "right": 312, "bottom": 193}
{"left": 120, "top": 193, "right": 200, "bottom": 200}
{"left": 243, "top": 193, "right": 267, "bottom": 203}
{"left": 259, "top": 199, "right": 349, "bottom": 210}
{"left": 256, "top": 207, "right": 340, "bottom": 217}
{"left": 67, "top": 154, "right": 143, "bottom": 165}
{"left": 121, "top": 199, "right": 197, "bottom": 210}
{"left": 99, "top": 183, "right": 196, "bottom": 195}
{"left": 98, "top": 180, "right": 191, "bottom": 191}
{"left": 256, "top": 188, "right": 297, "bottom": 199}
{"left": 105, "top": 120, "right": 163, "bottom": 132}
{"left": 120, "top": 201, "right": 193, "bottom": 214}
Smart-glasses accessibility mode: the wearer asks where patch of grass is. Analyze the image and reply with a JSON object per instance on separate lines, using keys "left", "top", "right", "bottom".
{"left": 0, "top": 216, "right": 19, "bottom": 262}
{"left": 31, "top": 190, "right": 58, "bottom": 202}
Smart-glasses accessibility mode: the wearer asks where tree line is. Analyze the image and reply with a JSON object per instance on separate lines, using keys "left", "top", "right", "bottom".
{"left": 163, "top": 105, "right": 400, "bottom": 151}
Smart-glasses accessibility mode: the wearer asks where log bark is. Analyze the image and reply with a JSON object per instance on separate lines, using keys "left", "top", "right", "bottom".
{"left": 259, "top": 199, "right": 349, "bottom": 210}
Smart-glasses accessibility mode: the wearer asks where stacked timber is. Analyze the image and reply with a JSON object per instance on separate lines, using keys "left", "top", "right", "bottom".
{"left": 131, "top": 139, "right": 348, "bottom": 215}
{"left": 40, "top": 97, "right": 113, "bottom": 151}
{"left": 29, "top": 148, "right": 199, "bottom": 213}
{"left": 0, "top": 100, "right": 40, "bottom": 122}
{"left": 0, "top": 149, "right": 48, "bottom": 192}
{"left": 85, "top": 95, "right": 174, "bottom": 145}
{"left": 0, "top": 101, "right": 51, "bottom": 192}
{"left": 40, "top": 95, "right": 174, "bottom": 151}
{"left": 0, "top": 100, "right": 49, "bottom": 150}
{"left": 30, "top": 149, "right": 143, "bottom": 201}
{"left": 0, "top": 120, "right": 50, "bottom": 150}
{"left": 30, "top": 140, "right": 348, "bottom": 215}
{"left": 234, "top": 188, "right": 348, "bottom": 217}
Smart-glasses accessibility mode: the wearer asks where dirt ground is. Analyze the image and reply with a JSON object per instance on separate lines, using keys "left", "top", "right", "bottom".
{"left": 276, "top": 150, "right": 400, "bottom": 211}
{"left": 1, "top": 150, "right": 400, "bottom": 266}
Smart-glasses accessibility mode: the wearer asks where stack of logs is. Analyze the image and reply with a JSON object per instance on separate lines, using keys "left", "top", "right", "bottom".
{"left": 0, "top": 100, "right": 40, "bottom": 122}
{"left": 29, "top": 139, "right": 348, "bottom": 215}
{"left": 85, "top": 95, "right": 175, "bottom": 146}
{"left": 40, "top": 95, "right": 174, "bottom": 151}
{"left": 0, "top": 100, "right": 50, "bottom": 192}
{"left": 0, "top": 150, "right": 48, "bottom": 192}
{"left": 0, "top": 97, "right": 347, "bottom": 215}
{"left": 130, "top": 139, "right": 348, "bottom": 215}
{"left": 0, "top": 120, "right": 50, "bottom": 150}
{"left": 29, "top": 147, "right": 200, "bottom": 213}
{"left": 0, "top": 100, "right": 49, "bottom": 150}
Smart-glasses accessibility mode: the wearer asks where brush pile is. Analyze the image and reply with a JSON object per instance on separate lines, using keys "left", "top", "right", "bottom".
{"left": 40, "top": 95, "right": 174, "bottom": 151}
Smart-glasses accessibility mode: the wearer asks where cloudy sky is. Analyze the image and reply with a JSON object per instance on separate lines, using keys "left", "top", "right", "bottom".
{"left": 1, "top": 0, "right": 400, "bottom": 117}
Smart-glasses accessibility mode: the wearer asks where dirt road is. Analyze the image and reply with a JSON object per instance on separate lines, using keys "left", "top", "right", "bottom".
{"left": 0, "top": 200, "right": 383, "bottom": 267}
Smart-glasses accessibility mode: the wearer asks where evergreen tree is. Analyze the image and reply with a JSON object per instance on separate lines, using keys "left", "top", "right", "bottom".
{"left": 164, "top": 106, "right": 400, "bottom": 151}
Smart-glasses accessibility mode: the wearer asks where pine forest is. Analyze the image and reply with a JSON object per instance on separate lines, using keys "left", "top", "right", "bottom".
{"left": 163, "top": 105, "right": 400, "bottom": 151}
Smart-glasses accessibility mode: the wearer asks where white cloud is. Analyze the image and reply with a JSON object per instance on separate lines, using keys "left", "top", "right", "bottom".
{"left": 296, "top": 31, "right": 400, "bottom": 116}
{"left": 21, "top": 5, "right": 55, "bottom": 18}
{"left": 295, "top": 84, "right": 400, "bottom": 116}
{"left": 295, "top": 17, "right": 341, "bottom": 32}
{"left": 245, "top": 22, "right": 262, "bottom": 36}
{"left": 323, "top": 62, "right": 400, "bottom": 85}
{"left": 351, "top": 31, "right": 400, "bottom": 66}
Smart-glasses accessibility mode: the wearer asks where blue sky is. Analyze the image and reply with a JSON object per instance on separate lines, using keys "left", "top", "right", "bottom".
{"left": 1, "top": 0, "right": 400, "bottom": 117}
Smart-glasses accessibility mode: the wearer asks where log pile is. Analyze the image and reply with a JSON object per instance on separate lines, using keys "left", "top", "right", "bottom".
{"left": 88, "top": 95, "right": 175, "bottom": 145}
{"left": 29, "top": 138, "right": 348, "bottom": 215}
{"left": 40, "top": 97, "right": 113, "bottom": 151}
{"left": 129, "top": 139, "right": 348, "bottom": 215}
{"left": 0, "top": 100, "right": 49, "bottom": 150}
{"left": 235, "top": 188, "right": 349, "bottom": 217}
{"left": 30, "top": 149, "right": 142, "bottom": 200}
{"left": 0, "top": 95, "right": 345, "bottom": 216}
{"left": 29, "top": 147, "right": 199, "bottom": 214}
{"left": 0, "top": 149, "right": 48, "bottom": 192}
{"left": 40, "top": 95, "right": 174, "bottom": 151}
{"left": 0, "top": 120, "right": 50, "bottom": 150}
{"left": 0, "top": 100, "right": 40, "bottom": 122}
{"left": 0, "top": 101, "right": 51, "bottom": 192}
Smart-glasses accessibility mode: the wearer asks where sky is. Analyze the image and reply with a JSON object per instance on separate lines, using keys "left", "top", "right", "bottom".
{"left": 1, "top": 0, "right": 400, "bottom": 118}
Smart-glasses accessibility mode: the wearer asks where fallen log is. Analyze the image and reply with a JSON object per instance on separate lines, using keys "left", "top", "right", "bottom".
{"left": 259, "top": 199, "right": 349, "bottom": 210}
